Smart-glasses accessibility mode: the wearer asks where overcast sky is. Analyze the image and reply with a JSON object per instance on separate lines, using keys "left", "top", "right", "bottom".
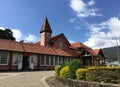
{"left": 0, "top": 0, "right": 120, "bottom": 49}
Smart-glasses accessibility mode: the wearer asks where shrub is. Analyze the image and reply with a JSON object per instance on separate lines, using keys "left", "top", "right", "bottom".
{"left": 55, "top": 65, "right": 60, "bottom": 76}
{"left": 60, "top": 66, "right": 69, "bottom": 78}
{"left": 86, "top": 67, "right": 120, "bottom": 84}
{"left": 55, "top": 63, "right": 67, "bottom": 76}
{"left": 68, "top": 59, "right": 83, "bottom": 79}
{"left": 76, "top": 68, "right": 87, "bottom": 80}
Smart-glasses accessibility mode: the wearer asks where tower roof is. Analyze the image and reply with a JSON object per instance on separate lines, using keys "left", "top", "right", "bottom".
{"left": 40, "top": 17, "right": 52, "bottom": 33}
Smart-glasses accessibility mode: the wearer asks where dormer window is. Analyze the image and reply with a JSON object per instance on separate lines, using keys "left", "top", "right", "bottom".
{"left": 59, "top": 42, "right": 63, "bottom": 49}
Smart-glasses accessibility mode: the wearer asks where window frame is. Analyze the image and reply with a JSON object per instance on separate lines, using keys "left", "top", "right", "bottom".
{"left": 12, "top": 52, "right": 19, "bottom": 65}
{"left": 40, "top": 55, "right": 46, "bottom": 66}
{"left": 0, "top": 51, "right": 9, "bottom": 65}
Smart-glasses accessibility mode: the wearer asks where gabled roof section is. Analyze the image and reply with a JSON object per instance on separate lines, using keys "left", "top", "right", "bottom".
{"left": 71, "top": 42, "right": 95, "bottom": 55}
{"left": 93, "top": 49, "right": 100, "bottom": 55}
{"left": 40, "top": 17, "right": 52, "bottom": 33}
{"left": 49, "top": 33, "right": 70, "bottom": 46}
{"left": 71, "top": 42, "right": 106, "bottom": 57}
{"left": 93, "top": 49, "right": 106, "bottom": 57}
{"left": 71, "top": 42, "right": 92, "bottom": 50}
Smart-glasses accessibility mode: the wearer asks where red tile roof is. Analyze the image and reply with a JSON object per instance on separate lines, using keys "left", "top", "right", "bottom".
{"left": 0, "top": 39, "right": 73, "bottom": 57}
{"left": 0, "top": 39, "right": 105, "bottom": 58}
{"left": 71, "top": 42, "right": 95, "bottom": 55}
{"left": 93, "top": 49, "right": 106, "bottom": 57}
{"left": 22, "top": 43, "right": 72, "bottom": 56}
{"left": 71, "top": 42, "right": 106, "bottom": 57}
{"left": 0, "top": 39, "right": 24, "bottom": 52}
{"left": 93, "top": 49, "right": 100, "bottom": 55}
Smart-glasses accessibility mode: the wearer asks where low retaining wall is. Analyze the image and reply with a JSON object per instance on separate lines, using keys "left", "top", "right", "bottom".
{"left": 56, "top": 76, "right": 120, "bottom": 87}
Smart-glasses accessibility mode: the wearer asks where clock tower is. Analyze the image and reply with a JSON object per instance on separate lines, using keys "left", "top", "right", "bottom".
{"left": 40, "top": 18, "right": 52, "bottom": 46}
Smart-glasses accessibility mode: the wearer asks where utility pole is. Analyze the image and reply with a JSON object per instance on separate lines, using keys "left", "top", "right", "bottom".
{"left": 116, "top": 38, "right": 120, "bottom": 65}
{"left": 119, "top": 36, "right": 120, "bottom": 65}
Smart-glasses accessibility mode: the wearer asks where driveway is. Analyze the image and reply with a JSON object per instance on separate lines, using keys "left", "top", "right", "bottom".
{"left": 0, "top": 71, "right": 54, "bottom": 87}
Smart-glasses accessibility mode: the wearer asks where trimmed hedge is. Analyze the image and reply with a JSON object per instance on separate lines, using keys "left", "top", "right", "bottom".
{"left": 55, "top": 63, "right": 67, "bottom": 76}
{"left": 60, "top": 66, "right": 69, "bottom": 78}
{"left": 86, "top": 67, "right": 120, "bottom": 84}
{"left": 76, "top": 68, "right": 87, "bottom": 80}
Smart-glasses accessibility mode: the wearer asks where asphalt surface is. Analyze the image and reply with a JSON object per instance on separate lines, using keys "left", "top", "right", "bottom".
{"left": 0, "top": 71, "right": 55, "bottom": 87}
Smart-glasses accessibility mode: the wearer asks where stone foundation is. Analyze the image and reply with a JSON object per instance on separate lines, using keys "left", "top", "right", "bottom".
{"left": 56, "top": 76, "right": 120, "bottom": 87}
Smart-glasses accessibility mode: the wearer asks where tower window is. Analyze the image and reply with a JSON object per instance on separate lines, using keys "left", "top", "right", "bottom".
{"left": 46, "top": 33, "right": 50, "bottom": 38}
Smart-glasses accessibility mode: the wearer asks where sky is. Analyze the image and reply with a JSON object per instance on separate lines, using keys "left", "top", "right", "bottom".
{"left": 0, "top": 0, "right": 120, "bottom": 49}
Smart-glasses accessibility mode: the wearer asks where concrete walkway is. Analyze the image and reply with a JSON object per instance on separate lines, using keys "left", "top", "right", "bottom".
{"left": 0, "top": 71, "right": 54, "bottom": 87}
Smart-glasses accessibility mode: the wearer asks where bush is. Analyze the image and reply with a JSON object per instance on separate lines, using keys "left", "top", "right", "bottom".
{"left": 55, "top": 65, "right": 60, "bottom": 76}
{"left": 76, "top": 68, "right": 87, "bottom": 80}
{"left": 68, "top": 59, "right": 83, "bottom": 79}
{"left": 86, "top": 67, "right": 120, "bottom": 84}
{"left": 60, "top": 66, "right": 69, "bottom": 78}
{"left": 55, "top": 64, "right": 67, "bottom": 76}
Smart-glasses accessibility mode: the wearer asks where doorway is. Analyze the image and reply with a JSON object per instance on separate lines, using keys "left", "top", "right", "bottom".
{"left": 22, "top": 56, "right": 29, "bottom": 70}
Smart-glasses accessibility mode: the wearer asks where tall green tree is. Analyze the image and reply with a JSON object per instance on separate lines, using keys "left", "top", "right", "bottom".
{"left": 0, "top": 29, "right": 15, "bottom": 40}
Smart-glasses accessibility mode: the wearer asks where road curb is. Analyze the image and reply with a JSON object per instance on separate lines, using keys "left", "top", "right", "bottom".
{"left": 42, "top": 76, "right": 53, "bottom": 87}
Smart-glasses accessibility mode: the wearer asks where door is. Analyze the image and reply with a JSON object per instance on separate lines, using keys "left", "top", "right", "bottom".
{"left": 18, "top": 54, "right": 23, "bottom": 70}
{"left": 29, "top": 56, "right": 34, "bottom": 70}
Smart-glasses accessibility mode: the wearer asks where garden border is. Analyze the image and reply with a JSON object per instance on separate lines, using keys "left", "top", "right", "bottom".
{"left": 56, "top": 76, "right": 120, "bottom": 87}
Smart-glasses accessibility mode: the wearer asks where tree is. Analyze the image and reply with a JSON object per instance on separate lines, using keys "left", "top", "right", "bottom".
{"left": 0, "top": 29, "right": 15, "bottom": 40}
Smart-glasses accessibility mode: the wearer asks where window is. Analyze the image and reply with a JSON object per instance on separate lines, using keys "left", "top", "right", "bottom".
{"left": 55, "top": 56, "right": 59, "bottom": 65}
{"left": 59, "top": 56, "right": 63, "bottom": 64}
{"left": 32, "top": 54, "right": 37, "bottom": 65}
{"left": 46, "top": 33, "right": 51, "bottom": 38}
{"left": 59, "top": 42, "right": 63, "bottom": 49}
{"left": 50, "top": 56, "right": 54, "bottom": 65}
{"left": 46, "top": 55, "right": 49, "bottom": 65}
{"left": 12, "top": 53, "right": 19, "bottom": 65}
{"left": 63, "top": 57, "right": 67, "bottom": 64}
{"left": 30, "top": 56, "right": 34, "bottom": 63}
{"left": 68, "top": 57, "right": 71, "bottom": 63}
{"left": 40, "top": 55, "right": 45, "bottom": 65}
{"left": 0, "top": 51, "right": 8, "bottom": 65}
{"left": 18, "top": 55, "right": 22, "bottom": 63}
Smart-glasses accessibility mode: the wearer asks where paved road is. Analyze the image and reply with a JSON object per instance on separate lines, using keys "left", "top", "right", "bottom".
{"left": 0, "top": 71, "right": 54, "bottom": 87}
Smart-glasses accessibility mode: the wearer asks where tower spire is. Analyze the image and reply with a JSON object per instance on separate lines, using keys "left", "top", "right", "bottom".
{"left": 40, "top": 17, "right": 52, "bottom": 33}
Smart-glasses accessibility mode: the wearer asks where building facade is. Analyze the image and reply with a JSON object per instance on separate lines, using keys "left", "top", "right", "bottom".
{"left": 0, "top": 18, "right": 106, "bottom": 70}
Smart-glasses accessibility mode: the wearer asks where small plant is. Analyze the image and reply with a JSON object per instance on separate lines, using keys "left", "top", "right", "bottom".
{"left": 60, "top": 66, "right": 69, "bottom": 78}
